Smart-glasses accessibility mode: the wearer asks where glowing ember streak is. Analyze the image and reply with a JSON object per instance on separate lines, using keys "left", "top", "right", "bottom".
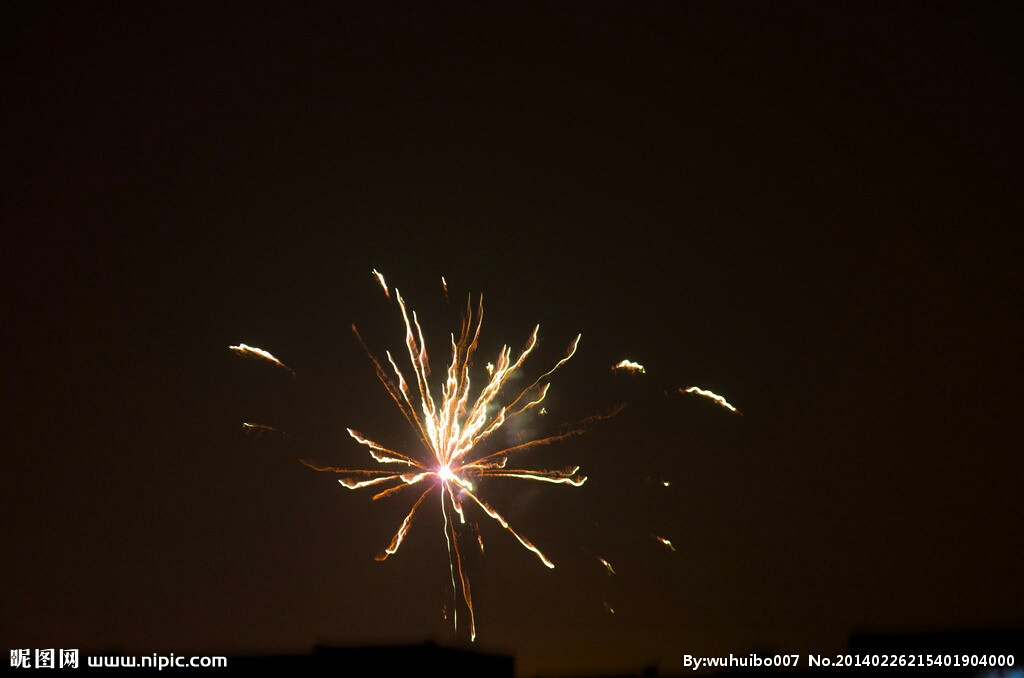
{"left": 473, "top": 523, "right": 484, "bottom": 554}
{"left": 372, "top": 268, "right": 390, "bottom": 297}
{"left": 598, "top": 557, "right": 616, "bottom": 575}
{"left": 312, "top": 271, "right": 606, "bottom": 640}
{"left": 604, "top": 602, "right": 615, "bottom": 614}
{"left": 654, "top": 535, "right": 676, "bottom": 551}
{"left": 682, "top": 386, "right": 740, "bottom": 414}
{"left": 612, "top": 359, "right": 646, "bottom": 373}
{"left": 229, "top": 343, "right": 295, "bottom": 376}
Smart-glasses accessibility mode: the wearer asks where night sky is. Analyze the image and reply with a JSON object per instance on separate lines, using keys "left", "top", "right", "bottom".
{"left": 3, "top": 3, "right": 1022, "bottom": 676}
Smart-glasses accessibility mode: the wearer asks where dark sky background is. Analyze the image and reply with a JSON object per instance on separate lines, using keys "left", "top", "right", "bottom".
{"left": 2, "top": 3, "right": 1021, "bottom": 676}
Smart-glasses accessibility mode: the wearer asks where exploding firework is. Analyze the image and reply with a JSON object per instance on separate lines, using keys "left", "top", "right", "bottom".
{"left": 231, "top": 273, "right": 741, "bottom": 639}
{"left": 301, "top": 271, "right": 618, "bottom": 640}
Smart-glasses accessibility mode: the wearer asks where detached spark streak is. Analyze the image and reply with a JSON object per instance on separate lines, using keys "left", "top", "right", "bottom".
{"left": 682, "top": 386, "right": 740, "bottom": 414}
{"left": 228, "top": 343, "right": 295, "bottom": 376}
{"left": 304, "top": 271, "right": 607, "bottom": 640}
{"left": 612, "top": 359, "right": 646, "bottom": 374}
{"left": 372, "top": 268, "right": 390, "bottom": 297}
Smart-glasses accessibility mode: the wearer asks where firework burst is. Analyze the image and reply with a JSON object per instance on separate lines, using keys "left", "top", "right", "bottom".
{"left": 302, "top": 272, "right": 615, "bottom": 640}
{"left": 232, "top": 273, "right": 740, "bottom": 639}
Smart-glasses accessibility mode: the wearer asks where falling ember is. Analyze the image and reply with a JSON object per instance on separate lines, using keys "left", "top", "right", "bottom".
{"left": 229, "top": 343, "right": 295, "bottom": 376}
{"left": 598, "top": 557, "right": 616, "bottom": 576}
{"left": 307, "top": 271, "right": 614, "bottom": 641}
{"left": 604, "top": 602, "right": 615, "bottom": 614}
{"left": 654, "top": 535, "right": 676, "bottom": 552}
{"left": 612, "top": 359, "right": 646, "bottom": 374}
{"left": 682, "top": 386, "right": 740, "bottom": 414}
{"left": 372, "top": 268, "right": 390, "bottom": 297}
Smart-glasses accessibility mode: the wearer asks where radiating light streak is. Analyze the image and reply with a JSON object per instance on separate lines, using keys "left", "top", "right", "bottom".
{"left": 473, "top": 523, "right": 484, "bottom": 554}
{"left": 307, "top": 271, "right": 612, "bottom": 640}
{"left": 612, "top": 359, "right": 646, "bottom": 374}
{"left": 229, "top": 343, "right": 295, "bottom": 376}
{"left": 372, "top": 268, "right": 389, "bottom": 297}
{"left": 682, "top": 386, "right": 740, "bottom": 414}
{"left": 598, "top": 557, "right": 616, "bottom": 576}
{"left": 654, "top": 535, "right": 676, "bottom": 551}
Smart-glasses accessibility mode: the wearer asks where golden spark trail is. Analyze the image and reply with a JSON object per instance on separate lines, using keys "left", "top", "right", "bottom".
{"left": 229, "top": 343, "right": 295, "bottom": 376}
{"left": 682, "top": 386, "right": 740, "bottom": 414}
{"left": 612, "top": 359, "right": 646, "bottom": 373}
{"left": 308, "top": 271, "right": 607, "bottom": 640}
{"left": 372, "top": 268, "right": 390, "bottom": 297}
